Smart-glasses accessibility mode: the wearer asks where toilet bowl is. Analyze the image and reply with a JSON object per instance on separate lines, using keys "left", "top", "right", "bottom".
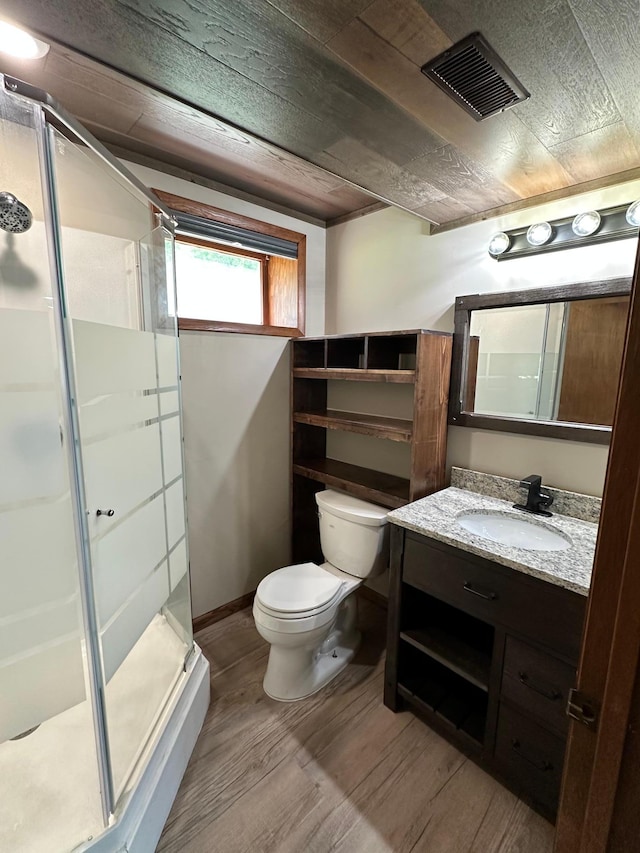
{"left": 253, "top": 490, "right": 389, "bottom": 701}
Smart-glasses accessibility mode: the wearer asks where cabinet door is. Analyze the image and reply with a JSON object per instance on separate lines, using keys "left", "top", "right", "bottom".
{"left": 495, "top": 703, "right": 565, "bottom": 818}
{"left": 502, "top": 637, "right": 575, "bottom": 734}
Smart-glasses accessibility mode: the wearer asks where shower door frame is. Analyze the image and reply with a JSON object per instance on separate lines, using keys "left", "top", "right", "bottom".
{"left": 3, "top": 73, "right": 185, "bottom": 828}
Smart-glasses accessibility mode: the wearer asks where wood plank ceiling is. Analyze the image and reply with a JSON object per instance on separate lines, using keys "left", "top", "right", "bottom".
{"left": 1, "top": 0, "right": 639, "bottom": 227}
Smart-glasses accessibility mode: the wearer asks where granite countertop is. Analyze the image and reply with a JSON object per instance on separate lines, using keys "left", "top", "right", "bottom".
{"left": 388, "top": 486, "right": 598, "bottom": 596}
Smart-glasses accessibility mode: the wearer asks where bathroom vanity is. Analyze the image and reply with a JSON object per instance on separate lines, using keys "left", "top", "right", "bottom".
{"left": 384, "top": 470, "right": 599, "bottom": 820}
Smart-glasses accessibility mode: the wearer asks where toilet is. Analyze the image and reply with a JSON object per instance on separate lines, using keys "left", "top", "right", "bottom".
{"left": 253, "top": 489, "right": 389, "bottom": 701}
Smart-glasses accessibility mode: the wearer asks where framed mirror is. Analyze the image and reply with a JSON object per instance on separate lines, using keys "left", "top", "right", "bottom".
{"left": 449, "top": 277, "right": 632, "bottom": 444}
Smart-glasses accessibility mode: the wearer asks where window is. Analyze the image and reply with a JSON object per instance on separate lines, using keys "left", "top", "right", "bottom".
{"left": 154, "top": 190, "right": 305, "bottom": 337}
{"left": 175, "top": 238, "right": 265, "bottom": 325}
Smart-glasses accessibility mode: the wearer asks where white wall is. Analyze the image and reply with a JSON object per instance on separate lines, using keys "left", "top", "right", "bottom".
{"left": 326, "top": 178, "right": 640, "bottom": 498}
{"left": 125, "top": 162, "right": 326, "bottom": 618}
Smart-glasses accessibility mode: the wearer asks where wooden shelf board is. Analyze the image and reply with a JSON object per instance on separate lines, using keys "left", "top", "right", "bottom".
{"left": 293, "top": 458, "right": 409, "bottom": 509}
{"left": 397, "top": 683, "right": 485, "bottom": 749}
{"left": 293, "top": 367, "right": 415, "bottom": 383}
{"left": 400, "top": 628, "right": 491, "bottom": 692}
{"left": 293, "top": 409, "right": 413, "bottom": 442}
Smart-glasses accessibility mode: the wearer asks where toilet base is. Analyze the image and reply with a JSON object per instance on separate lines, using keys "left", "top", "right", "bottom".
{"left": 263, "top": 629, "right": 361, "bottom": 702}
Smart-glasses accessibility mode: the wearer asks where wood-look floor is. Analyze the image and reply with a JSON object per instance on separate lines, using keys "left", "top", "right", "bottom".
{"left": 157, "top": 601, "right": 554, "bottom": 853}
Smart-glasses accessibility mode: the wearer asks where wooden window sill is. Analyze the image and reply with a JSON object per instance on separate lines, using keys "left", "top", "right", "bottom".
{"left": 178, "top": 318, "right": 303, "bottom": 337}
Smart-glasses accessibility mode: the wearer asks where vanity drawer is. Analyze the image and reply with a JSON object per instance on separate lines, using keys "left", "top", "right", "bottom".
{"left": 402, "top": 533, "right": 585, "bottom": 657}
{"left": 495, "top": 703, "right": 565, "bottom": 817}
{"left": 502, "top": 637, "right": 575, "bottom": 734}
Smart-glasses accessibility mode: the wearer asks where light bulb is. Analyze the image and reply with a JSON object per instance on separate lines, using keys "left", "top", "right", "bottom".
{"left": 0, "top": 21, "right": 49, "bottom": 59}
{"left": 526, "top": 222, "right": 553, "bottom": 247}
{"left": 572, "top": 210, "right": 601, "bottom": 237}
{"left": 488, "top": 232, "right": 510, "bottom": 257}
{"left": 626, "top": 200, "right": 640, "bottom": 227}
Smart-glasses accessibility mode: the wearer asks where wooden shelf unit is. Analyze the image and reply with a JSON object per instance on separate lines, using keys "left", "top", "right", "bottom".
{"left": 291, "top": 330, "right": 452, "bottom": 563}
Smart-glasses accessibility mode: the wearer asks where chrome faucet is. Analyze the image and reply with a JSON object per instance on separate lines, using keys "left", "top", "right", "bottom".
{"left": 513, "top": 474, "right": 554, "bottom": 517}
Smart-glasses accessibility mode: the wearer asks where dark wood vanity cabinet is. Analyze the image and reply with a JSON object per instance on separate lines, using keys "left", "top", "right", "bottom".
{"left": 385, "top": 527, "right": 587, "bottom": 820}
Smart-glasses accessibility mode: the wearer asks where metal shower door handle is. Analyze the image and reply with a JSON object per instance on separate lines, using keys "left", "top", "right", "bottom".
{"left": 96, "top": 509, "right": 115, "bottom": 517}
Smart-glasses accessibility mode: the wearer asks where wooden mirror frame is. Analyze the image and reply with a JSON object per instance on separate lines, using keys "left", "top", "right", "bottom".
{"left": 449, "top": 277, "right": 632, "bottom": 445}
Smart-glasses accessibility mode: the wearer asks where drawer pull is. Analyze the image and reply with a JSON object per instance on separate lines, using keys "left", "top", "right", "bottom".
{"left": 518, "top": 671, "right": 561, "bottom": 702}
{"left": 511, "top": 738, "right": 553, "bottom": 772}
{"left": 463, "top": 582, "right": 497, "bottom": 601}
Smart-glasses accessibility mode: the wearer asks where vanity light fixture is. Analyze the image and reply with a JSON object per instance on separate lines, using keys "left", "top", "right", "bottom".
{"left": 572, "top": 210, "right": 601, "bottom": 237}
{"left": 526, "top": 222, "right": 553, "bottom": 247}
{"left": 488, "top": 232, "right": 510, "bottom": 257}
{"left": 0, "top": 21, "right": 49, "bottom": 59}
{"left": 626, "top": 200, "right": 640, "bottom": 227}
{"left": 488, "top": 202, "right": 640, "bottom": 260}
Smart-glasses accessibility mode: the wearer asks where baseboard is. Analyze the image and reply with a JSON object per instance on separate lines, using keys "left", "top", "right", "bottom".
{"left": 357, "top": 586, "right": 388, "bottom": 610}
{"left": 192, "top": 590, "right": 256, "bottom": 633}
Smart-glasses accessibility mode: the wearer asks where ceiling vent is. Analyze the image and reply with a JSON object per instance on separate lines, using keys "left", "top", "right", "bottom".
{"left": 421, "top": 32, "right": 530, "bottom": 121}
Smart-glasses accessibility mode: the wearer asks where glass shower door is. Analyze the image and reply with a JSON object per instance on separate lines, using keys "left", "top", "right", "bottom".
{"left": 47, "top": 124, "right": 193, "bottom": 803}
{"left": 0, "top": 82, "right": 105, "bottom": 853}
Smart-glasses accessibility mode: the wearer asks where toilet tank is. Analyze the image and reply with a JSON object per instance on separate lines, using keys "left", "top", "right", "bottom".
{"left": 315, "top": 489, "right": 389, "bottom": 578}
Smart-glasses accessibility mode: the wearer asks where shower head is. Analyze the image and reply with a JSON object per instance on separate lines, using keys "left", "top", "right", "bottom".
{"left": 0, "top": 192, "right": 32, "bottom": 233}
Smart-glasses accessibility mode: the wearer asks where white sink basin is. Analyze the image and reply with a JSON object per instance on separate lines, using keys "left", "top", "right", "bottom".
{"left": 456, "top": 511, "right": 572, "bottom": 552}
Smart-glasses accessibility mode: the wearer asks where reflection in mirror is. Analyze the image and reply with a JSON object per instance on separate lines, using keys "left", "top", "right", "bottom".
{"left": 450, "top": 278, "right": 633, "bottom": 443}
{"left": 466, "top": 296, "right": 630, "bottom": 426}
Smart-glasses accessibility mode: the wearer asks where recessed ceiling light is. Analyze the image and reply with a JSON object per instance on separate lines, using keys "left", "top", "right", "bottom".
{"left": 572, "top": 210, "right": 601, "bottom": 237}
{"left": 626, "top": 200, "right": 640, "bottom": 227}
{"left": 526, "top": 222, "right": 553, "bottom": 247}
{"left": 0, "top": 21, "right": 49, "bottom": 59}
{"left": 488, "top": 232, "right": 510, "bottom": 256}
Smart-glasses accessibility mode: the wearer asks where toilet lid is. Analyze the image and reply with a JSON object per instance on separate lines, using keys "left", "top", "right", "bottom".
{"left": 256, "top": 563, "right": 344, "bottom": 614}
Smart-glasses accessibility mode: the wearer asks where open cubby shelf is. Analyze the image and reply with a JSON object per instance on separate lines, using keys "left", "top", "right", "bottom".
{"left": 292, "top": 331, "right": 444, "bottom": 373}
{"left": 367, "top": 334, "right": 418, "bottom": 371}
{"left": 326, "top": 336, "right": 365, "bottom": 369}
{"left": 401, "top": 586, "right": 494, "bottom": 692}
{"left": 398, "top": 644, "right": 488, "bottom": 746}
{"left": 292, "top": 339, "right": 326, "bottom": 368}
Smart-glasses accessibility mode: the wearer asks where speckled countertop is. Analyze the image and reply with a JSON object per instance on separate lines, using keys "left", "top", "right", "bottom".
{"left": 388, "top": 472, "right": 599, "bottom": 596}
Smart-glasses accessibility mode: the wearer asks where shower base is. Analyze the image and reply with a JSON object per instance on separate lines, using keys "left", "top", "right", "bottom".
{"left": 0, "top": 616, "right": 209, "bottom": 853}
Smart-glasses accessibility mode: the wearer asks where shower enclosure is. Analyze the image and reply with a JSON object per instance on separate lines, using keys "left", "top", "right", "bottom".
{"left": 0, "top": 76, "right": 208, "bottom": 852}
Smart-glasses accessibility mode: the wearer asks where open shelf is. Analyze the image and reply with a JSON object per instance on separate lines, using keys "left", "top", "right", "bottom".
{"left": 292, "top": 409, "right": 413, "bottom": 442}
{"left": 293, "top": 458, "right": 409, "bottom": 508}
{"left": 293, "top": 367, "right": 416, "bottom": 383}
{"left": 400, "top": 628, "right": 491, "bottom": 692}
{"left": 401, "top": 586, "right": 494, "bottom": 692}
{"left": 398, "top": 644, "right": 488, "bottom": 746}
{"left": 326, "top": 336, "right": 365, "bottom": 369}
{"left": 367, "top": 333, "right": 418, "bottom": 370}
{"left": 293, "top": 339, "right": 325, "bottom": 368}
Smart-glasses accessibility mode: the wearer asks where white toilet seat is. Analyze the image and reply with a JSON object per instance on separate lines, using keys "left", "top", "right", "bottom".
{"left": 256, "top": 562, "right": 345, "bottom": 616}
{"left": 253, "top": 600, "right": 339, "bottom": 635}
{"left": 254, "top": 561, "right": 360, "bottom": 634}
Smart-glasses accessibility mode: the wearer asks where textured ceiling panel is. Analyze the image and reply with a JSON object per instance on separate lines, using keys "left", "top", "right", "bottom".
{"left": 1, "top": 0, "right": 639, "bottom": 226}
